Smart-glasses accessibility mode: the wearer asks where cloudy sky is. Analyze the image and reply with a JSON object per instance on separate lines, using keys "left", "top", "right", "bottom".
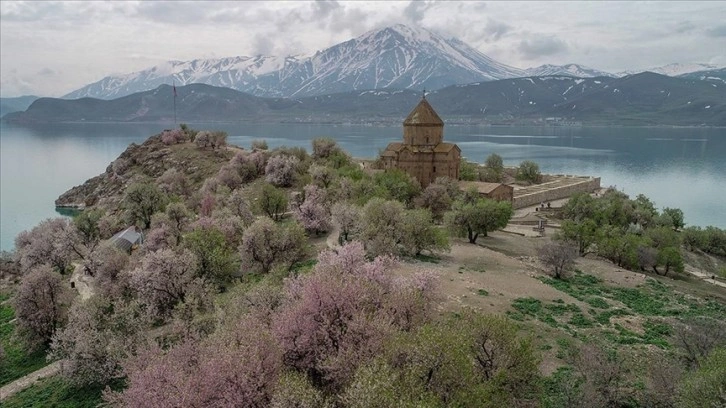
{"left": 1, "top": 0, "right": 725, "bottom": 97}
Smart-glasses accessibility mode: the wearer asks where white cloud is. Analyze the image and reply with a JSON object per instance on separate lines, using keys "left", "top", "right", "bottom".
{"left": 518, "top": 36, "right": 568, "bottom": 60}
{"left": 1, "top": 0, "right": 724, "bottom": 97}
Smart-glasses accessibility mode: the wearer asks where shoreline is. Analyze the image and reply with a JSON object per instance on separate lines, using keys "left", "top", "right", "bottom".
{"left": 2, "top": 119, "right": 725, "bottom": 129}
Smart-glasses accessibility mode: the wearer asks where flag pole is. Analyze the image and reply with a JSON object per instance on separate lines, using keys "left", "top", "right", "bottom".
{"left": 172, "top": 80, "right": 177, "bottom": 126}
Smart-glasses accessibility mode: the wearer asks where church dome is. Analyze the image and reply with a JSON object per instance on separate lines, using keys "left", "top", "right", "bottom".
{"left": 403, "top": 97, "right": 443, "bottom": 127}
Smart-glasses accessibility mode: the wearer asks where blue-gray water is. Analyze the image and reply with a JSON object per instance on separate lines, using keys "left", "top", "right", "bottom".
{"left": 1, "top": 122, "right": 724, "bottom": 251}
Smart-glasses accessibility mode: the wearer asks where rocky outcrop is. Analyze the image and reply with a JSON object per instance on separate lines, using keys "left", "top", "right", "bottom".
{"left": 55, "top": 132, "right": 234, "bottom": 211}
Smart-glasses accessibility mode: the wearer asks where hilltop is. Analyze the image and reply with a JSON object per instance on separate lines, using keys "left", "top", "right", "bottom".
{"left": 55, "top": 128, "right": 238, "bottom": 210}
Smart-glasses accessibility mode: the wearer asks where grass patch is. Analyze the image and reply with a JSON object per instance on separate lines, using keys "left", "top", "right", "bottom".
{"left": 594, "top": 309, "right": 631, "bottom": 325}
{"left": 541, "top": 366, "right": 583, "bottom": 408}
{"left": 477, "top": 289, "right": 489, "bottom": 296}
{"left": 414, "top": 254, "right": 440, "bottom": 263}
{"left": 512, "top": 297, "right": 543, "bottom": 315}
{"left": 538, "top": 272, "right": 604, "bottom": 301}
{"left": 585, "top": 297, "right": 610, "bottom": 309}
{"left": 511, "top": 298, "right": 587, "bottom": 329}
{"left": 544, "top": 303, "right": 581, "bottom": 316}
{"left": 555, "top": 337, "right": 575, "bottom": 360}
{"left": 641, "top": 320, "right": 672, "bottom": 348}
{"left": 608, "top": 287, "right": 673, "bottom": 316}
{"left": 2, "top": 376, "right": 123, "bottom": 408}
{"left": 541, "top": 271, "right": 726, "bottom": 319}
{"left": 1, "top": 295, "right": 50, "bottom": 387}
{"left": 290, "top": 258, "right": 317, "bottom": 273}
{"left": 568, "top": 313, "right": 594, "bottom": 328}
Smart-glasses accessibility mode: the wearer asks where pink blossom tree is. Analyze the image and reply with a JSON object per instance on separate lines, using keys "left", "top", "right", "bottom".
{"left": 13, "top": 265, "right": 73, "bottom": 349}
{"left": 129, "top": 248, "right": 198, "bottom": 319}
{"left": 309, "top": 164, "right": 336, "bottom": 188}
{"left": 229, "top": 151, "right": 267, "bottom": 183}
{"left": 216, "top": 164, "right": 243, "bottom": 190}
{"left": 108, "top": 317, "right": 282, "bottom": 408}
{"left": 194, "top": 130, "right": 227, "bottom": 150}
{"left": 415, "top": 182, "right": 453, "bottom": 222}
{"left": 293, "top": 184, "right": 331, "bottom": 235}
{"left": 98, "top": 213, "right": 124, "bottom": 240}
{"left": 199, "top": 192, "right": 216, "bottom": 217}
{"left": 83, "top": 245, "right": 129, "bottom": 298}
{"left": 14, "top": 218, "right": 79, "bottom": 274}
{"left": 227, "top": 189, "right": 256, "bottom": 226}
{"left": 143, "top": 225, "right": 177, "bottom": 253}
{"left": 272, "top": 242, "right": 438, "bottom": 390}
{"left": 50, "top": 298, "right": 148, "bottom": 386}
{"left": 330, "top": 202, "right": 361, "bottom": 244}
{"left": 239, "top": 218, "right": 307, "bottom": 274}
{"left": 158, "top": 168, "right": 191, "bottom": 198}
{"left": 265, "top": 154, "right": 300, "bottom": 187}
{"left": 160, "top": 129, "right": 187, "bottom": 145}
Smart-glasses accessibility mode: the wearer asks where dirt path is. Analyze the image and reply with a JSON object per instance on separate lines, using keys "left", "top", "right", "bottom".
{"left": 685, "top": 265, "right": 726, "bottom": 289}
{"left": 70, "top": 262, "right": 95, "bottom": 301}
{"left": 0, "top": 360, "right": 63, "bottom": 401}
{"left": 325, "top": 224, "right": 341, "bottom": 250}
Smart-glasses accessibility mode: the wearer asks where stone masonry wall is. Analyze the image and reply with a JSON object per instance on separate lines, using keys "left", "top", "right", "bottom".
{"left": 512, "top": 177, "right": 601, "bottom": 209}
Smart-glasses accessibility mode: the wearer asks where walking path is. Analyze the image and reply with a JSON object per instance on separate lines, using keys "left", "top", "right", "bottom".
{"left": 71, "top": 262, "right": 95, "bottom": 301}
{"left": 1, "top": 263, "right": 94, "bottom": 401}
{"left": 685, "top": 265, "right": 726, "bottom": 289}
{"left": 325, "top": 224, "right": 342, "bottom": 250}
{"left": 0, "top": 360, "right": 64, "bottom": 401}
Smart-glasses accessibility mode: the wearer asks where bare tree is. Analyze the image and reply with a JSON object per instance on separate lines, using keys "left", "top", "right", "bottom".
{"left": 538, "top": 242, "right": 578, "bottom": 279}
{"left": 639, "top": 356, "right": 682, "bottom": 408}
{"left": 573, "top": 344, "right": 630, "bottom": 408}
{"left": 672, "top": 317, "right": 726, "bottom": 370}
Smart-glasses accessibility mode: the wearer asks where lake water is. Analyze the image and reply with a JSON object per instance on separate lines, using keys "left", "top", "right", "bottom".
{"left": 1, "top": 122, "right": 725, "bottom": 251}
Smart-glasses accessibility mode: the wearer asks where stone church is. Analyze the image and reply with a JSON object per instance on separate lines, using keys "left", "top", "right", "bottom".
{"left": 379, "top": 96, "right": 461, "bottom": 187}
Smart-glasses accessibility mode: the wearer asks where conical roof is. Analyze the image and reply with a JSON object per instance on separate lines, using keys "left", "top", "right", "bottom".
{"left": 403, "top": 97, "right": 444, "bottom": 126}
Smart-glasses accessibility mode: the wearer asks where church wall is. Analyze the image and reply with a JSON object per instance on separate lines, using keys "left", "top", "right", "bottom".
{"left": 403, "top": 126, "right": 443, "bottom": 146}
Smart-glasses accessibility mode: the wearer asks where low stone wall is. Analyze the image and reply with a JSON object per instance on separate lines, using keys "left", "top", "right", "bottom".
{"left": 512, "top": 177, "right": 601, "bottom": 209}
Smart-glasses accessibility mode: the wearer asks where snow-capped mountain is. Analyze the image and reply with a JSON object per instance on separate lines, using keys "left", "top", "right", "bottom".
{"left": 678, "top": 67, "right": 726, "bottom": 85}
{"left": 63, "top": 55, "right": 295, "bottom": 100}
{"left": 616, "top": 63, "right": 724, "bottom": 77}
{"left": 525, "top": 64, "right": 613, "bottom": 78}
{"left": 64, "top": 24, "right": 524, "bottom": 100}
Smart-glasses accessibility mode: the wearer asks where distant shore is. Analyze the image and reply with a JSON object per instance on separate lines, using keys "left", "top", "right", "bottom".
{"left": 2, "top": 118, "right": 725, "bottom": 129}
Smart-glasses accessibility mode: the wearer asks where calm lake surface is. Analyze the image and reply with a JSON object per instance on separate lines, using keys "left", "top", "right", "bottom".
{"left": 1, "top": 122, "right": 725, "bottom": 251}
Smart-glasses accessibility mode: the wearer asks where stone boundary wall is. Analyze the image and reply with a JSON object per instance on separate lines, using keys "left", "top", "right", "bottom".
{"left": 512, "top": 177, "right": 601, "bottom": 209}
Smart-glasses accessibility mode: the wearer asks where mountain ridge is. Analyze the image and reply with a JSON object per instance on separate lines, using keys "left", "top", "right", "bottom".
{"left": 64, "top": 25, "right": 524, "bottom": 100}
{"left": 8, "top": 72, "right": 724, "bottom": 126}
{"left": 61, "top": 24, "right": 725, "bottom": 101}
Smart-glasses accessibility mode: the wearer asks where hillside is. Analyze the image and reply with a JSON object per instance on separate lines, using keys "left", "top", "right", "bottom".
{"left": 2, "top": 127, "right": 725, "bottom": 407}
{"left": 0, "top": 96, "right": 38, "bottom": 118}
{"left": 7, "top": 72, "right": 726, "bottom": 126}
{"left": 6, "top": 84, "right": 294, "bottom": 124}
{"left": 546, "top": 72, "right": 726, "bottom": 125}
{"left": 55, "top": 129, "right": 237, "bottom": 209}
